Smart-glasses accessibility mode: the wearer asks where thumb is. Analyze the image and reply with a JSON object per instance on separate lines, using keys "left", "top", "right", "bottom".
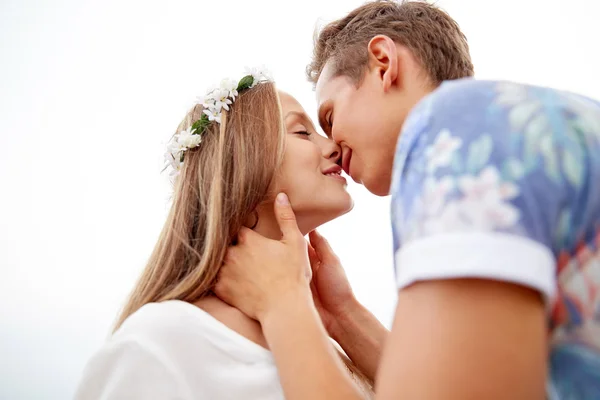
{"left": 309, "top": 230, "right": 337, "bottom": 263}
{"left": 274, "top": 193, "right": 301, "bottom": 241}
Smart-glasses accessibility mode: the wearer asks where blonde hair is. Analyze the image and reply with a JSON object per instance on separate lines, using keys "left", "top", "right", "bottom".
{"left": 115, "top": 82, "right": 373, "bottom": 395}
{"left": 115, "top": 82, "right": 285, "bottom": 328}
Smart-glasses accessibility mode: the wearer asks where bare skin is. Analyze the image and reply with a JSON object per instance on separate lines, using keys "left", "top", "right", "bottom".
{"left": 215, "top": 35, "right": 547, "bottom": 400}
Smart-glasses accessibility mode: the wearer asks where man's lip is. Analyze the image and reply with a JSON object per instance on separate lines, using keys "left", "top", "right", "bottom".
{"left": 342, "top": 149, "right": 352, "bottom": 176}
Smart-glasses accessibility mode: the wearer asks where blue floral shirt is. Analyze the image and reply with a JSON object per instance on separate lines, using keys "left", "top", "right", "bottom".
{"left": 391, "top": 79, "right": 600, "bottom": 399}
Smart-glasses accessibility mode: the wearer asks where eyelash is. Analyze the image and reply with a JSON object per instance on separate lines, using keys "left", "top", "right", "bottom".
{"left": 295, "top": 131, "right": 311, "bottom": 137}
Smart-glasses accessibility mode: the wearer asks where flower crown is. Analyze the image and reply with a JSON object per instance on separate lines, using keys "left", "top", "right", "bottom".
{"left": 164, "top": 66, "right": 273, "bottom": 176}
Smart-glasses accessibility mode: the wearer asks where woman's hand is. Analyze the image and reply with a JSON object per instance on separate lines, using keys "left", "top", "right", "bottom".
{"left": 215, "top": 193, "right": 313, "bottom": 323}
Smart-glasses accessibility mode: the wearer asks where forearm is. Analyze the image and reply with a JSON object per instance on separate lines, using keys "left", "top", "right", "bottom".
{"left": 330, "top": 299, "right": 389, "bottom": 383}
{"left": 261, "top": 289, "right": 364, "bottom": 400}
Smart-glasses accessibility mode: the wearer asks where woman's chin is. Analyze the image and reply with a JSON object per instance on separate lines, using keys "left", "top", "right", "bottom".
{"left": 297, "top": 201, "right": 354, "bottom": 234}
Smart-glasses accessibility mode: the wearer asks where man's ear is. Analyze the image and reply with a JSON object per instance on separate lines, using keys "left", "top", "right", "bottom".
{"left": 367, "top": 35, "right": 399, "bottom": 92}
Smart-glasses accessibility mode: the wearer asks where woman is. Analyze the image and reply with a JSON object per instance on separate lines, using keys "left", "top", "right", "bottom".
{"left": 75, "top": 71, "right": 373, "bottom": 399}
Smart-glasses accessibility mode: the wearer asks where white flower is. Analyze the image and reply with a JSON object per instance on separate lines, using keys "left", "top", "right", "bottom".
{"left": 168, "top": 161, "right": 181, "bottom": 179}
{"left": 164, "top": 148, "right": 183, "bottom": 172}
{"left": 163, "top": 126, "right": 203, "bottom": 175}
{"left": 420, "top": 176, "right": 455, "bottom": 216}
{"left": 417, "top": 166, "right": 521, "bottom": 235}
{"left": 220, "top": 78, "right": 239, "bottom": 100}
{"left": 166, "top": 135, "right": 185, "bottom": 156}
{"left": 195, "top": 95, "right": 206, "bottom": 106}
{"left": 203, "top": 108, "right": 221, "bottom": 123}
{"left": 213, "top": 88, "right": 233, "bottom": 111}
{"left": 460, "top": 196, "right": 520, "bottom": 230}
{"left": 457, "top": 166, "right": 520, "bottom": 230}
{"left": 258, "top": 66, "right": 273, "bottom": 81}
{"left": 425, "top": 129, "right": 463, "bottom": 172}
{"left": 245, "top": 65, "right": 272, "bottom": 87}
{"left": 458, "top": 166, "right": 519, "bottom": 203}
{"left": 177, "top": 127, "right": 202, "bottom": 149}
{"left": 202, "top": 99, "right": 221, "bottom": 114}
{"left": 422, "top": 200, "right": 470, "bottom": 235}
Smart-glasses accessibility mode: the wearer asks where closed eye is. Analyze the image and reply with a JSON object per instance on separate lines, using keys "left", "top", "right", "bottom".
{"left": 294, "top": 131, "right": 312, "bottom": 137}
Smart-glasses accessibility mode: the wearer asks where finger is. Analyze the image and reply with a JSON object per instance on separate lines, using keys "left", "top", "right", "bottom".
{"left": 237, "top": 226, "right": 260, "bottom": 245}
{"left": 309, "top": 230, "right": 337, "bottom": 263}
{"left": 223, "top": 245, "right": 238, "bottom": 264}
{"left": 213, "top": 273, "right": 228, "bottom": 301}
{"left": 273, "top": 193, "right": 302, "bottom": 241}
{"left": 306, "top": 240, "right": 320, "bottom": 272}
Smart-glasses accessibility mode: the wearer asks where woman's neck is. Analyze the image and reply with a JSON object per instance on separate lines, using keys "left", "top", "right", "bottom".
{"left": 253, "top": 205, "right": 310, "bottom": 240}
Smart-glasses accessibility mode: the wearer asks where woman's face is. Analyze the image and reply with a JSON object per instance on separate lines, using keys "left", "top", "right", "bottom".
{"left": 273, "top": 91, "right": 353, "bottom": 233}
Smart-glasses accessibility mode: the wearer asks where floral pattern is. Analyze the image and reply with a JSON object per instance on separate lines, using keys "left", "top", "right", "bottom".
{"left": 391, "top": 79, "right": 600, "bottom": 399}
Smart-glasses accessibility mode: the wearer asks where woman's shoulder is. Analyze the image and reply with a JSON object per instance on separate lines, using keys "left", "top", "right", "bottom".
{"left": 116, "top": 300, "right": 195, "bottom": 335}
{"left": 75, "top": 301, "right": 278, "bottom": 399}
{"left": 115, "top": 299, "right": 272, "bottom": 363}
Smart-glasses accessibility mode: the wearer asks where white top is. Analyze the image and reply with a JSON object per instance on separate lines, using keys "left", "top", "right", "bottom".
{"left": 75, "top": 300, "right": 284, "bottom": 400}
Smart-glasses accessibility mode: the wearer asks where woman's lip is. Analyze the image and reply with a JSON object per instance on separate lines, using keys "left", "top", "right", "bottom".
{"left": 326, "top": 173, "right": 347, "bottom": 184}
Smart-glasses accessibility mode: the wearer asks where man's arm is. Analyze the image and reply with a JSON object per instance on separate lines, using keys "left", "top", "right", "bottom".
{"left": 329, "top": 298, "right": 388, "bottom": 383}
{"left": 376, "top": 279, "right": 547, "bottom": 399}
{"left": 307, "top": 230, "right": 388, "bottom": 383}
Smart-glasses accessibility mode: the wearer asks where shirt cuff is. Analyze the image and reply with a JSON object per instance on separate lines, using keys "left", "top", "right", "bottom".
{"left": 395, "top": 231, "right": 557, "bottom": 304}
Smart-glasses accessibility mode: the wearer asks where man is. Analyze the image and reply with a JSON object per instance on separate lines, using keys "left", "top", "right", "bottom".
{"left": 216, "top": 1, "right": 600, "bottom": 399}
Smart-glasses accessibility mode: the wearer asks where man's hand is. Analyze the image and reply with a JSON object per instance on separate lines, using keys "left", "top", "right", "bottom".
{"left": 307, "top": 230, "right": 356, "bottom": 336}
{"left": 215, "top": 193, "right": 313, "bottom": 323}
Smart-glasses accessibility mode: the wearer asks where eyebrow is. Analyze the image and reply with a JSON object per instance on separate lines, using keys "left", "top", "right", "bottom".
{"left": 285, "top": 110, "right": 318, "bottom": 133}
{"left": 284, "top": 111, "right": 308, "bottom": 121}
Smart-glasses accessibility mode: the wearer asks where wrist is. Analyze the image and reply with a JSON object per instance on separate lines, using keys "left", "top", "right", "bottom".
{"left": 259, "top": 285, "right": 314, "bottom": 326}
{"left": 328, "top": 295, "right": 364, "bottom": 342}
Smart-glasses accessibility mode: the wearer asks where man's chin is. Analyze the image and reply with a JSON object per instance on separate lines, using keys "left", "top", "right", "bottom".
{"left": 363, "top": 174, "right": 392, "bottom": 197}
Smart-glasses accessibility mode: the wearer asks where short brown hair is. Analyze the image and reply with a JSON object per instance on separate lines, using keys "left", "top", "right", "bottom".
{"left": 307, "top": 0, "right": 474, "bottom": 86}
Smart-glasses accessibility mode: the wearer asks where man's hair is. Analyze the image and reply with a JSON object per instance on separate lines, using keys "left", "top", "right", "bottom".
{"left": 307, "top": 0, "right": 474, "bottom": 86}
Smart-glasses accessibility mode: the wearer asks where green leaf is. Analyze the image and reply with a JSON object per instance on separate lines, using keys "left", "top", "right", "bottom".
{"left": 562, "top": 148, "right": 584, "bottom": 188}
{"left": 191, "top": 119, "right": 203, "bottom": 132}
{"left": 523, "top": 113, "right": 548, "bottom": 166}
{"left": 466, "top": 134, "right": 493, "bottom": 173}
{"left": 237, "top": 75, "right": 254, "bottom": 91}
{"left": 191, "top": 114, "right": 210, "bottom": 135}
{"left": 508, "top": 101, "right": 539, "bottom": 131}
{"left": 540, "top": 136, "right": 560, "bottom": 182}
{"left": 450, "top": 152, "right": 463, "bottom": 173}
{"left": 526, "top": 112, "right": 549, "bottom": 137}
{"left": 502, "top": 158, "right": 525, "bottom": 181}
{"left": 554, "top": 208, "right": 572, "bottom": 249}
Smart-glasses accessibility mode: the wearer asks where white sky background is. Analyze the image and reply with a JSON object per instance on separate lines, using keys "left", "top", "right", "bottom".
{"left": 1, "top": 0, "right": 599, "bottom": 398}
